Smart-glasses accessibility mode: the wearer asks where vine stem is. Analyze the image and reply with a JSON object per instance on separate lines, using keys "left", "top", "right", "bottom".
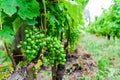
{"left": 52, "top": 62, "right": 57, "bottom": 80}
{"left": 4, "top": 42, "right": 17, "bottom": 71}
{"left": 65, "top": 15, "right": 71, "bottom": 54}
{"left": 0, "top": 15, "right": 2, "bottom": 30}
{"left": 42, "top": 0, "right": 47, "bottom": 34}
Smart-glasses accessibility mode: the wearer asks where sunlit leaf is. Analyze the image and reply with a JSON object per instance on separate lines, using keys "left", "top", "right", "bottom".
{"left": 0, "top": 26, "right": 14, "bottom": 44}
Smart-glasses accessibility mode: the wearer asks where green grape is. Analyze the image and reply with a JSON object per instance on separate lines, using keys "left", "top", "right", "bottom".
{"left": 39, "top": 34, "right": 44, "bottom": 38}
{"left": 27, "top": 38, "right": 32, "bottom": 42}
{"left": 32, "top": 44, "right": 37, "bottom": 48}
{"left": 61, "top": 54, "right": 66, "bottom": 57}
{"left": 36, "top": 40, "right": 40, "bottom": 43}
{"left": 25, "top": 29, "right": 29, "bottom": 33}
{"left": 34, "top": 45, "right": 38, "bottom": 50}
{"left": 42, "top": 41, "right": 46, "bottom": 46}
{"left": 52, "top": 57, "right": 55, "bottom": 60}
{"left": 19, "top": 41, "right": 23, "bottom": 45}
{"left": 56, "top": 50, "right": 60, "bottom": 54}
{"left": 63, "top": 59, "right": 66, "bottom": 62}
{"left": 26, "top": 50, "right": 30, "bottom": 54}
{"left": 31, "top": 35, "right": 35, "bottom": 39}
{"left": 38, "top": 43, "right": 42, "bottom": 47}
{"left": 31, "top": 41, "right": 35, "bottom": 44}
{"left": 54, "top": 44, "right": 58, "bottom": 47}
{"left": 36, "top": 35, "right": 40, "bottom": 38}
{"left": 51, "top": 60, "right": 54, "bottom": 64}
{"left": 29, "top": 32, "right": 32, "bottom": 35}
{"left": 60, "top": 48, "right": 64, "bottom": 52}
{"left": 25, "top": 34, "right": 29, "bottom": 38}
{"left": 23, "top": 42, "right": 27, "bottom": 45}
{"left": 40, "top": 43, "right": 44, "bottom": 46}
{"left": 27, "top": 46, "right": 31, "bottom": 49}
{"left": 53, "top": 48, "right": 56, "bottom": 50}
{"left": 32, "top": 50, "right": 36, "bottom": 54}
{"left": 34, "top": 28, "right": 38, "bottom": 32}
{"left": 45, "top": 37, "right": 51, "bottom": 41}
{"left": 58, "top": 57, "right": 62, "bottom": 60}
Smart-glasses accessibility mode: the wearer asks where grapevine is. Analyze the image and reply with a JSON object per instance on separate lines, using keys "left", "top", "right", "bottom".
{"left": 0, "top": 0, "right": 88, "bottom": 79}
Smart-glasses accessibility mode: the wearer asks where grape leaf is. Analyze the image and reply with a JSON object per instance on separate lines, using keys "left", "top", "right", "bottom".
{"left": 17, "top": 0, "right": 40, "bottom": 19}
{"left": 23, "top": 19, "right": 38, "bottom": 25}
{"left": 0, "top": 26, "right": 14, "bottom": 44}
{"left": 0, "top": 0, "right": 18, "bottom": 16}
{"left": 0, "top": 0, "right": 40, "bottom": 19}
{"left": 63, "top": 0, "right": 83, "bottom": 25}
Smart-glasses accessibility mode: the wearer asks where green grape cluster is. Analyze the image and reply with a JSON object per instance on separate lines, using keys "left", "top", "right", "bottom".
{"left": 18, "top": 26, "right": 45, "bottom": 61}
{"left": 43, "top": 37, "right": 66, "bottom": 66}
{"left": 18, "top": 26, "right": 66, "bottom": 65}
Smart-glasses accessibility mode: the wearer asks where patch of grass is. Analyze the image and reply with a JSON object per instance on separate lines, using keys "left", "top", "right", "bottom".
{"left": 79, "top": 33, "right": 120, "bottom": 80}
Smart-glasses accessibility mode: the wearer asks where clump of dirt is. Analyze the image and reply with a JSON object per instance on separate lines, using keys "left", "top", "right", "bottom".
{"left": 64, "top": 45, "right": 96, "bottom": 80}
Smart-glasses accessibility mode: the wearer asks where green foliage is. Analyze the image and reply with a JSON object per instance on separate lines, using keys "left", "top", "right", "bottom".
{"left": 45, "top": 0, "right": 88, "bottom": 50}
{"left": 0, "top": 26, "right": 14, "bottom": 44}
{"left": 0, "top": 0, "right": 88, "bottom": 51}
{"left": 0, "top": 0, "right": 39, "bottom": 19}
{"left": 87, "top": 1, "right": 120, "bottom": 38}
{"left": 69, "top": 27, "right": 80, "bottom": 50}
{"left": 62, "top": 0, "right": 89, "bottom": 31}
{"left": 63, "top": 0, "right": 83, "bottom": 25}
{"left": 46, "top": 2, "right": 66, "bottom": 37}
